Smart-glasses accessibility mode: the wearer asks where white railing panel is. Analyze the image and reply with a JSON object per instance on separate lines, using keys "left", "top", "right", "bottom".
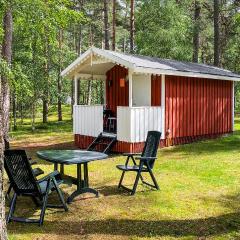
{"left": 117, "top": 106, "right": 162, "bottom": 143}
{"left": 73, "top": 105, "right": 103, "bottom": 137}
{"left": 117, "top": 107, "right": 131, "bottom": 142}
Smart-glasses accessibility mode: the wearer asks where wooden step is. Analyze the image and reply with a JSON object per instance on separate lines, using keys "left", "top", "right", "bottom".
{"left": 87, "top": 132, "right": 117, "bottom": 154}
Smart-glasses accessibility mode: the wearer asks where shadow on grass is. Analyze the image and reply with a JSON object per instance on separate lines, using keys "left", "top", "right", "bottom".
{"left": 97, "top": 185, "right": 131, "bottom": 196}
{"left": 7, "top": 189, "right": 240, "bottom": 238}
{"left": 7, "top": 212, "right": 240, "bottom": 238}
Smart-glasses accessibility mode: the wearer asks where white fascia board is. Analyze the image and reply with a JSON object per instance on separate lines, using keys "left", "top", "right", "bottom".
{"left": 92, "top": 47, "right": 135, "bottom": 70}
{"left": 61, "top": 48, "right": 92, "bottom": 77}
{"left": 134, "top": 67, "right": 240, "bottom": 82}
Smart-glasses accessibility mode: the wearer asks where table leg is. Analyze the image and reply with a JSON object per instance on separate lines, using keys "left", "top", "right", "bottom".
{"left": 54, "top": 163, "right": 58, "bottom": 171}
{"left": 77, "top": 164, "right": 82, "bottom": 190}
{"left": 67, "top": 163, "right": 99, "bottom": 204}
{"left": 60, "top": 164, "right": 64, "bottom": 175}
{"left": 84, "top": 163, "right": 89, "bottom": 188}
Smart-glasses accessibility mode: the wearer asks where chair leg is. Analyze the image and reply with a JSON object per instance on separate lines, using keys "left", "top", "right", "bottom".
{"left": 7, "top": 193, "right": 17, "bottom": 223}
{"left": 139, "top": 173, "right": 144, "bottom": 183}
{"left": 131, "top": 164, "right": 143, "bottom": 195}
{"left": 52, "top": 178, "right": 68, "bottom": 211}
{"left": 147, "top": 165, "right": 159, "bottom": 190}
{"left": 118, "top": 171, "right": 125, "bottom": 188}
{"left": 39, "top": 180, "right": 51, "bottom": 226}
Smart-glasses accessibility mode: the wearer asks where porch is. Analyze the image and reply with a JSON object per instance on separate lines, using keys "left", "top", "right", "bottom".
{"left": 63, "top": 47, "right": 165, "bottom": 152}
{"left": 73, "top": 105, "right": 163, "bottom": 152}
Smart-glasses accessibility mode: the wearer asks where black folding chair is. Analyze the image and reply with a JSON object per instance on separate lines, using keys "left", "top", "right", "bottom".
{"left": 4, "top": 150, "right": 68, "bottom": 226}
{"left": 116, "top": 131, "right": 161, "bottom": 195}
{"left": 4, "top": 139, "right": 44, "bottom": 200}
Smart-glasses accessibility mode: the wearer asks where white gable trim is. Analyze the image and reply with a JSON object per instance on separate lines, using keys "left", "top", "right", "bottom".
{"left": 92, "top": 47, "right": 135, "bottom": 69}
{"left": 134, "top": 66, "right": 240, "bottom": 81}
{"left": 61, "top": 48, "right": 92, "bottom": 77}
{"left": 61, "top": 47, "right": 135, "bottom": 78}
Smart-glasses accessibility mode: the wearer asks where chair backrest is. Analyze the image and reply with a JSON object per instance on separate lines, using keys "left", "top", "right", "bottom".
{"left": 4, "top": 150, "right": 40, "bottom": 195}
{"left": 141, "top": 131, "right": 161, "bottom": 168}
{"left": 4, "top": 138, "right": 10, "bottom": 150}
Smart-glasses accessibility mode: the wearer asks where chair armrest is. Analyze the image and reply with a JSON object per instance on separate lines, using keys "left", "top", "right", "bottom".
{"left": 123, "top": 153, "right": 141, "bottom": 166}
{"left": 122, "top": 153, "right": 141, "bottom": 157}
{"left": 29, "top": 159, "right": 37, "bottom": 165}
{"left": 135, "top": 157, "right": 157, "bottom": 161}
{"left": 37, "top": 170, "right": 61, "bottom": 183}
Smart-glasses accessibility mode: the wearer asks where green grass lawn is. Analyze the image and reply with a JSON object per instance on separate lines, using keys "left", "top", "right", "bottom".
{"left": 6, "top": 106, "right": 240, "bottom": 240}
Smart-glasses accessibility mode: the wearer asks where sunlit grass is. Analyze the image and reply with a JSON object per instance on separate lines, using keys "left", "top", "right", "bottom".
{"left": 7, "top": 107, "right": 240, "bottom": 239}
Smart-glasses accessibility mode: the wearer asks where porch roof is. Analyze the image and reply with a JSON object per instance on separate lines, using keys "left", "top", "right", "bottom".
{"left": 61, "top": 47, "right": 240, "bottom": 81}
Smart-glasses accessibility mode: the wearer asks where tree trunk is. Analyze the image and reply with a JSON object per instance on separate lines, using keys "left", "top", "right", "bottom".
{"left": 77, "top": 0, "right": 84, "bottom": 55}
{"left": 0, "top": 7, "right": 9, "bottom": 236}
{"left": 0, "top": 82, "right": 7, "bottom": 240}
{"left": 57, "top": 29, "right": 63, "bottom": 121}
{"left": 78, "top": 25, "right": 82, "bottom": 55}
{"left": 20, "top": 101, "right": 23, "bottom": 124}
{"left": 87, "top": 80, "right": 92, "bottom": 105}
{"left": 130, "top": 0, "right": 135, "bottom": 53}
{"left": 77, "top": 79, "right": 81, "bottom": 105}
{"left": 122, "top": 1, "right": 128, "bottom": 52}
{"left": 42, "top": 99, "right": 48, "bottom": 123}
{"left": 192, "top": 0, "right": 201, "bottom": 63}
{"left": 31, "top": 100, "right": 36, "bottom": 132}
{"left": 31, "top": 37, "right": 38, "bottom": 131}
{"left": 214, "top": 0, "right": 220, "bottom": 66}
{"left": 12, "top": 89, "right": 17, "bottom": 130}
{"left": 112, "top": 0, "right": 116, "bottom": 51}
{"left": 42, "top": 32, "right": 50, "bottom": 123}
{"left": 103, "top": 0, "right": 110, "bottom": 50}
{"left": 89, "top": 24, "right": 93, "bottom": 47}
{"left": 1, "top": 4, "right": 13, "bottom": 143}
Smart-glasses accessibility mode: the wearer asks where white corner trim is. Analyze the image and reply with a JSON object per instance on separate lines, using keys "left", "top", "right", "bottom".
{"left": 161, "top": 74, "right": 165, "bottom": 139}
{"left": 128, "top": 69, "right": 133, "bottom": 107}
{"left": 232, "top": 81, "right": 235, "bottom": 131}
{"left": 74, "top": 75, "right": 78, "bottom": 105}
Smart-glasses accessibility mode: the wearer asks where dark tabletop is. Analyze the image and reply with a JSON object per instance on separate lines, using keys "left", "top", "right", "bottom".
{"left": 37, "top": 150, "right": 108, "bottom": 165}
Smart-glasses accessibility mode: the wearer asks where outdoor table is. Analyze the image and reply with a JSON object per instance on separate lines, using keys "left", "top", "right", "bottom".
{"left": 37, "top": 150, "right": 108, "bottom": 203}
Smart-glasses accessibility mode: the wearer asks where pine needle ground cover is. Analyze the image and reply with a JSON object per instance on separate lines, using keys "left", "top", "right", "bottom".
{"left": 7, "top": 106, "right": 240, "bottom": 240}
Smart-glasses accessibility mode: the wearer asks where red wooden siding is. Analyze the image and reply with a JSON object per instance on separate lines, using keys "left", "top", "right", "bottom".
{"left": 75, "top": 134, "right": 165, "bottom": 153}
{"left": 151, "top": 75, "right": 161, "bottom": 106}
{"left": 165, "top": 75, "right": 233, "bottom": 144}
{"left": 106, "top": 65, "right": 129, "bottom": 115}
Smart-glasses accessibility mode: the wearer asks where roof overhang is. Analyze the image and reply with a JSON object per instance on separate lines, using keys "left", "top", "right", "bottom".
{"left": 134, "top": 66, "right": 240, "bottom": 81}
{"left": 61, "top": 47, "right": 135, "bottom": 79}
{"left": 61, "top": 47, "right": 240, "bottom": 82}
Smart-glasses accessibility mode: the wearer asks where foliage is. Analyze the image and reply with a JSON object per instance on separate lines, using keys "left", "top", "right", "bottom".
{"left": 135, "top": 0, "right": 193, "bottom": 61}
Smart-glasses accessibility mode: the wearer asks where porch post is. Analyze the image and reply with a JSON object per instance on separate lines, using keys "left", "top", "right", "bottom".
{"left": 103, "top": 78, "right": 106, "bottom": 106}
{"left": 161, "top": 74, "right": 165, "bottom": 139}
{"left": 128, "top": 70, "right": 133, "bottom": 107}
{"left": 74, "top": 74, "right": 78, "bottom": 105}
{"left": 232, "top": 81, "right": 234, "bottom": 131}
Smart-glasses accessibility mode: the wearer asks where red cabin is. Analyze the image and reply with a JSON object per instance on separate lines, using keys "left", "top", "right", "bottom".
{"left": 61, "top": 47, "right": 240, "bottom": 153}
